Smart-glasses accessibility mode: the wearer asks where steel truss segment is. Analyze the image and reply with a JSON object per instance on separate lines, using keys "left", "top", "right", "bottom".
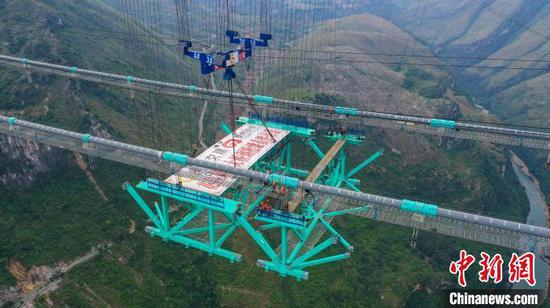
{"left": 3, "top": 118, "right": 550, "bottom": 239}
{"left": 338, "top": 201, "right": 550, "bottom": 256}
{"left": 2, "top": 55, "right": 550, "bottom": 150}
{"left": 126, "top": 182, "right": 243, "bottom": 262}
{"left": 3, "top": 115, "right": 550, "bottom": 279}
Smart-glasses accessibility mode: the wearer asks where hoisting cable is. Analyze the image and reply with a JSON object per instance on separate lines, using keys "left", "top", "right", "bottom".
{"left": 233, "top": 77, "right": 277, "bottom": 143}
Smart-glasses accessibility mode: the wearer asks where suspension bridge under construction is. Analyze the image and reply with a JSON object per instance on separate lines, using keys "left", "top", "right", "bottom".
{"left": 1, "top": 53, "right": 550, "bottom": 280}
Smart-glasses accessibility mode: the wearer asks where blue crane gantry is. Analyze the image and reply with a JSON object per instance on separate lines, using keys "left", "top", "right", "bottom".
{"left": 2, "top": 115, "right": 550, "bottom": 280}
{"left": 179, "top": 30, "right": 271, "bottom": 79}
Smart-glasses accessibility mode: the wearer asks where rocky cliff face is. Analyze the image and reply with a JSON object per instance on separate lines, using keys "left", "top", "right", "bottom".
{"left": 0, "top": 134, "right": 63, "bottom": 187}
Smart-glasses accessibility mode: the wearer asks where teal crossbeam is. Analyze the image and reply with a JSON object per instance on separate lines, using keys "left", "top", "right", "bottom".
{"left": 146, "top": 227, "right": 242, "bottom": 262}
{"left": 344, "top": 179, "right": 362, "bottom": 192}
{"left": 295, "top": 252, "right": 351, "bottom": 269}
{"left": 260, "top": 223, "right": 282, "bottom": 231}
{"left": 168, "top": 207, "right": 204, "bottom": 236}
{"left": 347, "top": 150, "right": 383, "bottom": 178}
{"left": 257, "top": 260, "right": 309, "bottom": 280}
{"left": 171, "top": 234, "right": 242, "bottom": 262}
{"left": 216, "top": 224, "right": 239, "bottom": 247}
{"left": 288, "top": 167, "right": 309, "bottom": 177}
{"left": 291, "top": 237, "right": 337, "bottom": 266}
{"left": 220, "top": 121, "right": 232, "bottom": 135}
{"left": 306, "top": 138, "right": 325, "bottom": 159}
{"left": 175, "top": 223, "right": 232, "bottom": 235}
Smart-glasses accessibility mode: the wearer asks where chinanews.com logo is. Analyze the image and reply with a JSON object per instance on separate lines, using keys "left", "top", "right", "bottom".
{"left": 444, "top": 250, "right": 540, "bottom": 307}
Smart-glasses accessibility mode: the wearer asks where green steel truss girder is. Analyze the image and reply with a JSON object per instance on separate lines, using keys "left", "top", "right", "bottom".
{"left": 136, "top": 180, "right": 240, "bottom": 214}
{"left": 247, "top": 201, "right": 354, "bottom": 280}
{"left": 126, "top": 183, "right": 242, "bottom": 262}
{"left": 125, "top": 131, "right": 381, "bottom": 279}
{"left": 249, "top": 218, "right": 352, "bottom": 279}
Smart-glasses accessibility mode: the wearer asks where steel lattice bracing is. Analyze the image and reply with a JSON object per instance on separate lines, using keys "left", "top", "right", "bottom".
{"left": 1, "top": 54, "right": 549, "bottom": 150}
{"left": 2, "top": 115, "right": 550, "bottom": 261}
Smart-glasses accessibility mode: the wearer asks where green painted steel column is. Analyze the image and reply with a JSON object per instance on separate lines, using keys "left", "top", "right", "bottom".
{"left": 161, "top": 196, "right": 169, "bottom": 228}
{"left": 209, "top": 209, "right": 216, "bottom": 246}
{"left": 276, "top": 146, "right": 285, "bottom": 171}
{"left": 281, "top": 226, "right": 287, "bottom": 264}
{"left": 286, "top": 143, "right": 292, "bottom": 172}
{"left": 154, "top": 202, "right": 167, "bottom": 232}
{"left": 339, "top": 147, "right": 346, "bottom": 178}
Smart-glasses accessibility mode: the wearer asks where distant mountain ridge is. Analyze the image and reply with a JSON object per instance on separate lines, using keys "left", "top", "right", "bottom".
{"left": 357, "top": 0, "right": 550, "bottom": 127}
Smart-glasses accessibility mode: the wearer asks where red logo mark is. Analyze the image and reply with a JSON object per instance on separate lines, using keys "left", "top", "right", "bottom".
{"left": 508, "top": 252, "right": 536, "bottom": 286}
{"left": 478, "top": 252, "right": 503, "bottom": 284}
{"left": 449, "top": 250, "right": 476, "bottom": 287}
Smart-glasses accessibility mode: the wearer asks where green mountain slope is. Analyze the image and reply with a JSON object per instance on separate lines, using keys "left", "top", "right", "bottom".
{"left": 359, "top": 0, "right": 550, "bottom": 201}
{"left": 0, "top": 1, "right": 534, "bottom": 307}
{"left": 362, "top": 0, "right": 550, "bottom": 127}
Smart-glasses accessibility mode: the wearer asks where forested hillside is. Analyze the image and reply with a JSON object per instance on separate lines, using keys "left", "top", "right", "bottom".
{"left": 0, "top": 1, "right": 538, "bottom": 306}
